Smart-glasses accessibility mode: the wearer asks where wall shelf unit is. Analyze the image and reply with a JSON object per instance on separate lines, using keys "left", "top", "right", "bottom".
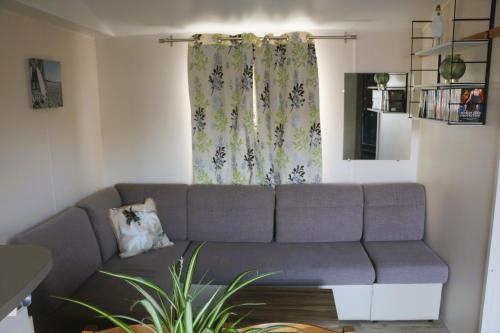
{"left": 413, "top": 117, "right": 485, "bottom": 126}
{"left": 367, "top": 86, "right": 407, "bottom": 90}
{"left": 412, "top": 83, "right": 486, "bottom": 89}
{"left": 366, "top": 108, "right": 406, "bottom": 114}
{"left": 408, "top": 0, "right": 496, "bottom": 125}
{"left": 414, "top": 40, "right": 489, "bottom": 57}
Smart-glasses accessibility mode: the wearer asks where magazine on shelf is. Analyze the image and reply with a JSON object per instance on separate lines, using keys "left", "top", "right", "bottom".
{"left": 418, "top": 88, "right": 485, "bottom": 123}
{"left": 458, "top": 88, "right": 485, "bottom": 123}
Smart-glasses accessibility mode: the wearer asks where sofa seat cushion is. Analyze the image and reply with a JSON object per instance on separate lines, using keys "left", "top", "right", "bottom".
{"left": 364, "top": 241, "right": 448, "bottom": 284}
{"left": 56, "top": 241, "right": 191, "bottom": 318}
{"left": 185, "top": 242, "right": 375, "bottom": 285}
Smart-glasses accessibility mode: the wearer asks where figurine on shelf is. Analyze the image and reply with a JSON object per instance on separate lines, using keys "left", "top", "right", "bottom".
{"left": 431, "top": 4, "right": 443, "bottom": 46}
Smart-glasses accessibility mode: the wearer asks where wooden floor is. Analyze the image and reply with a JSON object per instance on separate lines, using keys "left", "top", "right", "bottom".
{"left": 227, "top": 286, "right": 338, "bottom": 327}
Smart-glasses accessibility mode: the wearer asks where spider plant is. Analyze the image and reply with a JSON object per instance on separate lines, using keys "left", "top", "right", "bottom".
{"left": 55, "top": 243, "right": 287, "bottom": 333}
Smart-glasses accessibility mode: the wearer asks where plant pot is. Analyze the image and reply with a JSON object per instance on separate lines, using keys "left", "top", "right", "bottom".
{"left": 95, "top": 323, "right": 339, "bottom": 333}
{"left": 90, "top": 325, "right": 153, "bottom": 333}
{"left": 439, "top": 54, "right": 466, "bottom": 83}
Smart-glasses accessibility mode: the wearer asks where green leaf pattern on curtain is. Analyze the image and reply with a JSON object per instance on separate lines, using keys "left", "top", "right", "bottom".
{"left": 188, "top": 32, "right": 322, "bottom": 185}
{"left": 255, "top": 32, "right": 322, "bottom": 186}
{"left": 188, "top": 34, "right": 260, "bottom": 184}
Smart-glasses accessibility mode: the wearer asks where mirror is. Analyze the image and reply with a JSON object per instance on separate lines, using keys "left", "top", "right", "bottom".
{"left": 343, "top": 73, "right": 411, "bottom": 160}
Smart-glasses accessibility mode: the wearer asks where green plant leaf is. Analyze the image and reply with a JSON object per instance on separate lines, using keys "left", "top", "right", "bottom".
{"left": 184, "top": 243, "right": 205, "bottom": 297}
{"left": 126, "top": 281, "right": 171, "bottom": 328}
{"left": 201, "top": 329, "right": 215, "bottom": 333}
{"left": 193, "top": 287, "right": 220, "bottom": 328}
{"left": 172, "top": 308, "right": 186, "bottom": 333}
{"left": 214, "top": 312, "right": 230, "bottom": 333}
{"left": 184, "top": 300, "right": 193, "bottom": 333}
{"left": 225, "top": 309, "right": 252, "bottom": 329}
{"left": 222, "top": 328, "right": 239, "bottom": 333}
{"left": 214, "top": 303, "right": 263, "bottom": 324}
{"left": 157, "top": 292, "right": 168, "bottom": 320}
{"left": 169, "top": 265, "right": 186, "bottom": 309}
{"left": 190, "top": 277, "right": 214, "bottom": 301}
{"left": 112, "top": 316, "right": 155, "bottom": 332}
{"left": 225, "top": 270, "right": 254, "bottom": 292}
{"left": 205, "top": 272, "right": 277, "bottom": 328}
{"left": 98, "top": 270, "right": 168, "bottom": 298}
{"left": 52, "top": 296, "right": 134, "bottom": 333}
{"left": 137, "top": 299, "right": 163, "bottom": 333}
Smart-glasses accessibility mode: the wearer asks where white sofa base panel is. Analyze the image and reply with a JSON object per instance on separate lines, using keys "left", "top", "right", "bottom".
{"left": 370, "top": 283, "right": 442, "bottom": 321}
{"left": 330, "top": 285, "right": 372, "bottom": 320}
{"left": 327, "top": 284, "right": 442, "bottom": 321}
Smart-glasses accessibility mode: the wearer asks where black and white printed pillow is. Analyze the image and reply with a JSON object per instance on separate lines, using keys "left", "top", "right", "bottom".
{"left": 109, "top": 198, "right": 173, "bottom": 258}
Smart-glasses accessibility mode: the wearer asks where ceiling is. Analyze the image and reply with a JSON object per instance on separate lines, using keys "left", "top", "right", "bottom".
{"left": 4, "top": 0, "right": 442, "bottom": 37}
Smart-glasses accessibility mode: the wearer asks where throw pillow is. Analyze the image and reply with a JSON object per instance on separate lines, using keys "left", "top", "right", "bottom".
{"left": 109, "top": 198, "right": 173, "bottom": 258}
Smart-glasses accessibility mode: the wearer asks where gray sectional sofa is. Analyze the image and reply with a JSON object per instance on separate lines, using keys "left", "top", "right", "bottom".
{"left": 11, "top": 183, "right": 448, "bottom": 333}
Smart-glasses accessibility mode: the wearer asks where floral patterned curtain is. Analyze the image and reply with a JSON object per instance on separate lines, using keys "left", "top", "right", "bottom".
{"left": 188, "top": 32, "right": 322, "bottom": 185}
{"left": 255, "top": 32, "right": 322, "bottom": 185}
{"left": 188, "top": 34, "right": 260, "bottom": 184}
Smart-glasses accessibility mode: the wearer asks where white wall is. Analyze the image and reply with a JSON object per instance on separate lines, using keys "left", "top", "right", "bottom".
{"left": 480, "top": 147, "right": 500, "bottom": 333}
{"left": 96, "top": 30, "right": 417, "bottom": 185}
{"left": 95, "top": 36, "right": 192, "bottom": 185}
{"left": 319, "top": 31, "right": 417, "bottom": 182}
{"left": 0, "top": 9, "right": 104, "bottom": 243}
{"left": 416, "top": 3, "right": 500, "bottom": 332}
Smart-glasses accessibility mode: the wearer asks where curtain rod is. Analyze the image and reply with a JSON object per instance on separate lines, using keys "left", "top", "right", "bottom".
{"left": 158, "top": 33, "right": 357, "bottom": 46}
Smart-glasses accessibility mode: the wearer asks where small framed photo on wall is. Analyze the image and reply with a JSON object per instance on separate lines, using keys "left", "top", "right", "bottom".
{"left": 29, "top": 58, "right": 63, "bottom": 109}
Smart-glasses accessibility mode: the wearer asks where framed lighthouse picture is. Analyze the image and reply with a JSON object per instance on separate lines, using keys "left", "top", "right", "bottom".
{"left": 29, "top": 58, "right": 63, "bottom": 109}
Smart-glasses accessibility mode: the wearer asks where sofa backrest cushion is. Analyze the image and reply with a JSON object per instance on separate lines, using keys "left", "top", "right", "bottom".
{"left": 188, "top": 185, "right": 274, "bottom": 242}
{"left": 115, "top": 184, "right": 188, "bottom": 240}
{"left": 10, "top": 207, "right": 101, "bottom": 314}
{"left": 363, "top": 183, "right": 426, "bottom": 241}
{"left": 275, "top": 184, "right": 363, "bottom": 242}
{"left": 76, "top": 187, "right": 122, "bottom": 262}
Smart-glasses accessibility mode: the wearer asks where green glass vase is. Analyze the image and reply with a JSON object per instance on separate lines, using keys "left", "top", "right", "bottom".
{"left": 439, "top": 54, "right": 466, "bottom": 83}
{"left": 374, "top": 73, "right": 390, "bottom": 90}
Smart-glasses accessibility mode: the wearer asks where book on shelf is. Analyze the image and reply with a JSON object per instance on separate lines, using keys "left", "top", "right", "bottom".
{"left": 372, "top": 90, "right": 386, "bottom": 110}
{"left": 418, "top": 88, "right": 485, "bottom": 123}
{"left": 371, "top": 89, "right": 405, "bottom": 112}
